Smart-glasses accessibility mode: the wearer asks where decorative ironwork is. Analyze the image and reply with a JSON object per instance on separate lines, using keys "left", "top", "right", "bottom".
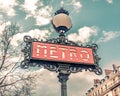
{"left": 55, "top": 8, "right": 69, "bottom": 15}
{"left": 21, "top": 8, "right": 102, "bottom": 96}
{"left": 21, "top": 35, "right": 102, "bottom": 75}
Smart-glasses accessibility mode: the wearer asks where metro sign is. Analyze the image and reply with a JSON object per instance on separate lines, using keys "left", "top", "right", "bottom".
{"left": 31, "top": 42, "right": 95, "bottom": 65}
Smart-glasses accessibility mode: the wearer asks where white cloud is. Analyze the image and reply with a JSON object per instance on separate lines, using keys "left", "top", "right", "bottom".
{"left": 71, "top": 0, "right": 82, "bottom": 12}
{"left": 27, "top": 69, "right": 103, "bottom": 96}
{"left": 68, "top": 27, "right": 120, "bottom": 44}
{"left": 27, "top": 29, "right": 50, "bottom": 39}
{"left": 92, "top": 0, "right": 113, "bottom": 3}
{"left": 8, "top": 55, "right": 23, "bottom": 63}
{"left": 35, "top": 16, "right": 50, "bottom": 26}
{"left": 68, "top": 26, "right": 98, "bottom": 44}
{"left": 92, "top": 0, "right": 99, "bottom": 2}
{"left": 0, "top": 21, "right": 11, "bottom": 35}
{"left": 68, "top": 71, "right": 103, "bottom": 95}
{"left": 22, "top": 0, "right": 52, "bottom": 26}
{"left": 0, "top": 14, "right": 3, "bottom": 19}
{"left": 35, "top": 6, "right": 52, "bottom": 26}
{"left": 103, "top": 60, "right": 120, "bottom": 70}
{"left": 62, "top": 0, "right": 82, "bottom": 13}
{"left": 60, "top": 1, "right": 64, "bottom": 7}
{"left": 106, "top": 0, "right": 113, "bottom": 4}
{"left": 32, "top": 70, "right": 59, "bottom": 96}
{"left": 0, "top": 19, "right": 4, "bottom": 31}
{"left": 0, "top": 0, "right": 17, "bottom": 16}
{"left": 22, "top": 0, "right": 39, "bottom": 15}
{"left": 11, "top": 29, "right": 50, "bottom": 46}
{"left": 97, "top": 31, "right": 120, "bottom": 43}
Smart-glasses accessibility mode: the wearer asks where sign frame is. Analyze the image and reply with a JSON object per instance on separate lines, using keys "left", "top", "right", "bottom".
{"left": 21, "top": 35, "right": 102, "bottom": 75}
{"left": 30, "top": 41, "right": 95, "bottom": 66}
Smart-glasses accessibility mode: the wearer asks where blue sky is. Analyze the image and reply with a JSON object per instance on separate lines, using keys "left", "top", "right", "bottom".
{"left": 0, "top": 0, "right": 120, "bottom": 96}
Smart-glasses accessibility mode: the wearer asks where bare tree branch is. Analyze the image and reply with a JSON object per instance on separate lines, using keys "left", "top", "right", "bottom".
{"left": 0, "top": 22, "right": 36, "bottom": 96}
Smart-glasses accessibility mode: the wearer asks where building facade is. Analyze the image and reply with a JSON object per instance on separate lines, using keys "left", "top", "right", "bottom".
{"left": 86, "top": 65, "right": 120, "bottom": 96}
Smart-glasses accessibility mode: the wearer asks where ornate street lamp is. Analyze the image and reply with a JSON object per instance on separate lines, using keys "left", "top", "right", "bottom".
{"left": 52, "top": 8, "right": 72, "bottom": 34}
{"left": 21, "top": 8, "right": 102, "bottom": 96}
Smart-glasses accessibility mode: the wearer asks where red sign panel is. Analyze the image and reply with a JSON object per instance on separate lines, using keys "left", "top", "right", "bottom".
{"left": 31, "top": 42, "right": 95, "bottom": 65}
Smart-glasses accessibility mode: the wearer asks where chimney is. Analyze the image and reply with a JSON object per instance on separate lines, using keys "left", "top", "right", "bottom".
{"left": 104, "top": 69, "right": 113, "bottom": 76}
{"left": 113, "top": 64, "right": 117, "bottom": 73}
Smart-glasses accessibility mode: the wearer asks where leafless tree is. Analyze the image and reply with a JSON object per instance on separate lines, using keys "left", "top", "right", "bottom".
{"left": 0, "top": 22, "right": 36, "bottom": 96}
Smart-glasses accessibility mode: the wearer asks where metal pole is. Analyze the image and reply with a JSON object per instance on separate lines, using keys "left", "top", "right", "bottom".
{"left": 58, "top": 73, "right": 70, "bottom": 96}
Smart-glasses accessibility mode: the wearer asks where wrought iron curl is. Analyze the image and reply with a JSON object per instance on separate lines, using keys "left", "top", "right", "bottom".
{"left": 44, "top": 63, "right": 59, "bottom": 72}
{"left": 90, "top": 44, "right": 101, "bottom": 66}
{"left": 88, "top": 67, "right": 94, "bottom": 72}
{"left": 46, "top": 35, "right": 78, "bottom": 46}
{"left": 21, "top": 60, "right": 30, "bottom": 69}
{"left": 69, "top": 66, "right": 82, "bottom": 73}
{"left": 21, "top": 35, "right": 102, "bottom": 75}
{"left": 21, "top": 36, "right": 33, "bottom": 69}
{"left": 94, "top": 65, "right": 102, "bottom": 75}
{"left": 24, "top": 35, "right": 32, "bottom": 43}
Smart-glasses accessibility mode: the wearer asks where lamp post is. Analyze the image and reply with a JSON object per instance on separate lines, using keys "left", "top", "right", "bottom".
{"left": 21, "top": 8, "right": 102, "bottom": 96}
{"left": 52, "top": 8, "right": 72, "bottom": 96}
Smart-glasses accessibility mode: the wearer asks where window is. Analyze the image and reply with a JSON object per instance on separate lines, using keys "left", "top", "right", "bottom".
{"left": 105, "top": 85, "right": 107, "bottom": 90}
{"left": 113, "top": 78, "right": 115, "bottom": 83}
{"left": 101, "top": 88, "right": 103, "bottom": 93}
{"left": 114, "top": 89, "right": 117, "bottom": 94}
{"left": 95, "top": 92, "right": 97, "bottom": 96}
{"left": 98, "top": 90, "right": 100, "bottom": 95}
{"left": 118, "top": 75, "right": 120, "bottom": 79}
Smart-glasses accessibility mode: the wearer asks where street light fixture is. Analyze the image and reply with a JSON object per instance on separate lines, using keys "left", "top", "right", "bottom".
{"left": 52, "top": 8, "right": 72, "bottom": 34}
{"left": 21, "top": 8, "right": 102, "bottom": 96}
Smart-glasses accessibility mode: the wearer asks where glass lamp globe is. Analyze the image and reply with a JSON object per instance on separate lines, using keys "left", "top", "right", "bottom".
{"left": 52, "top": 8, "right": 72, "bottom": 34}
